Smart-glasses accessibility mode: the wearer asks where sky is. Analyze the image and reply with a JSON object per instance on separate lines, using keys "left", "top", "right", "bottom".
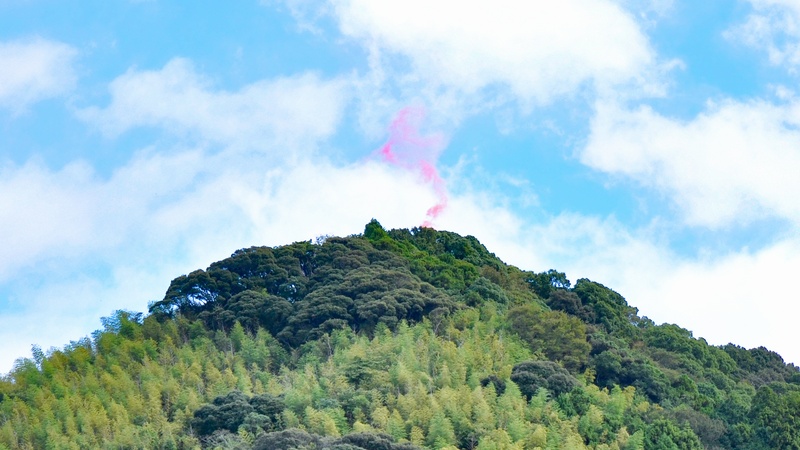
{"left": 1, "top": 0, "right": 800, "bottom": 373}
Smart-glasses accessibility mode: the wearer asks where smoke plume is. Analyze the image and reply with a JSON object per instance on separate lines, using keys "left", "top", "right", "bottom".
{"left": 375, "top": 107, "right": 448, "bottom": 227}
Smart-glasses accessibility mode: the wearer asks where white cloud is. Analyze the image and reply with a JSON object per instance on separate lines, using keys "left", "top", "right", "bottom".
{"left": 78, "top": 58, "right": 350, "bottom": 151}
{"left": 0, "top": 149, "right": 217, "bottom": 283}
{"left": 332, "top": 0, "right": 661, "bottom": 107}
{"left": 265, "top": 0, "right": 333, "bottom": 33}
{"left": 0, "top": 37, "right": 77, "bottom": 113}
{"left": 728, "top": 0, "right": 800, "bottom": 71}
{"left": 0, "top": 160, "right": 99, "bottom": 280}
{"left": 582, "top": 99, "right": 800, "bottom": 228}
{"left": 626, "top": 0, "right": 675, "bottom": 21}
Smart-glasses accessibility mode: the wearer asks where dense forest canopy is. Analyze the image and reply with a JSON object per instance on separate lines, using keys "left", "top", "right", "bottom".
{"left": 2, "top": 220, "right": 799, "bottom": 449}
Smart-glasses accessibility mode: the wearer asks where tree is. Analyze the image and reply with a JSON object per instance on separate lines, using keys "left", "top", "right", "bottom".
{"left": 427, "top": 411, "right": 457, "bottom": 449}
{"left": 547, "top": 290, "right": 594, "bottom": 322}
{"left": 573, "top": 279, "right": 643, "bottom": 337}
{"left": 750, "top": 385, "right": 800, "bottom": 449}
{"left": 510, "top": 361, "right": 579, "bottom": 399}
{"left": 252, "top": 428, "right": 321, "bottom": 450}
{"left": 644, "top": 419, "right": 703, "bottom": 450}
{"left": 592, "top": 349, "right": 670, "bottom": 403}
{"left": 338, "top": 432, "right": 421, "bottom": 450}
{"left": 191, "top": 391, "right": 254, "bottom": 436}
{"left": 525, "top": 269, "right": 570, "bottom": 299}
{"left": 507, "top": 304, "right": 590, "bottom": 371}
{"left": 287, "top": 288, "right": 355, "bottom": 344}
{"left": 190, "top": 390, "right": 285, "bottom": 437}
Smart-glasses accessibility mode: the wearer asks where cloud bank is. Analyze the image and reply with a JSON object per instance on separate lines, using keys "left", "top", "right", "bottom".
{"left": 333, "top": 0, "right": 658, "bottom": 103}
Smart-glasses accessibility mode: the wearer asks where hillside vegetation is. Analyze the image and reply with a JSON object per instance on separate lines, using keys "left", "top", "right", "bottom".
{"left": 1, "top": 220, "right": 799, "bottom": 449}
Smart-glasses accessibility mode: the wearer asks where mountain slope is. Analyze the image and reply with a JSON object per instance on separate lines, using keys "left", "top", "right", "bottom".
{"left": 1, "top": 220, "right": 798, "bottom": 449}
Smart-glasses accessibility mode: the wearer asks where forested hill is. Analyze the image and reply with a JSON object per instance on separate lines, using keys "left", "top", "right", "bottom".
{"left": 2, "top": 220, "right": 800, "bottom": 450}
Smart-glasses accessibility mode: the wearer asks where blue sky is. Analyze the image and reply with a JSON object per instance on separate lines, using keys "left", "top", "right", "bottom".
{"left": 2, "top": 0, "right": 800, "bottom": 372}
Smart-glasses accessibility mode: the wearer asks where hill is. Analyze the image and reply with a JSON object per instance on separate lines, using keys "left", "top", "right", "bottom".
{"left": 1, "top": 220, "right": 799, "bottom": 449}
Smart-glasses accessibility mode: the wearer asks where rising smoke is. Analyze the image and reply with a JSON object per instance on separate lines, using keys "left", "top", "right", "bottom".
{"left": 376, "top": 106, "right": 448, "bottom": 227}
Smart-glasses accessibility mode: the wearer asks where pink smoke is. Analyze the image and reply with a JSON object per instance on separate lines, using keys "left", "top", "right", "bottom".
{"left": 375, "top": 107, "right": 448, "bottom": 228}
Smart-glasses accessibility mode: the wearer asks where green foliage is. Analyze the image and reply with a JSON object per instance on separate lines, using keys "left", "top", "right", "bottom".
{"left": 644, "top": 419, "right": 703, "bottom": 450}
{"left": 191, "top": 390, "right": 285, "bottom": 437}
{"left": 192, "top": 390, "right": 255, "bottom": 435}
{"left": 749, "top": 384, "right": 800, "bottom": 449}
{"left": 507, "top": 303, "right": 590, "bottom": 371}
{"left": 546, "top": 289, "right": 595, "bottom": 322}
{"left": 252, "top": 429, "right": 421, "bottom": 450}
{"left": 510, "top": 360, "right": 579, "bottom": 399}
{"left": 2, "top": 222, "right": 800, "bottom": 450}
{"left": 525, "top": 269, "right": 570, "bottom": 299}
{"left": 573, "top": 279, "right": 644, "bottom": 338}
{"left": 592, "top": 349, "right": 670, "bottom": 403}
{"left": 151, "top": 233, "right": 456, "bottom": 350}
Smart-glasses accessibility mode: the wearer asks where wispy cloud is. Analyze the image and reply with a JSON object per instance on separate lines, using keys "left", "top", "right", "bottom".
{"left": 727, "top": 0, "right": 800, "bottom": 72}
{"left": 0, "top": 37, "right": 77, "bottom": 113}
{"left": 77, "top": 58, "right": 350, "bottom": 151}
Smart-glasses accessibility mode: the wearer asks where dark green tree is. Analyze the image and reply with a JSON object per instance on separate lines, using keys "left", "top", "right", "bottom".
{"left": 511, "top": 360, "right": 579, "bottom": 399}
{"left": 525, "top": 269, "right": 570, "bottom": 299}
{"left": 508, "top": 303, "right": 590, "bottom": 371}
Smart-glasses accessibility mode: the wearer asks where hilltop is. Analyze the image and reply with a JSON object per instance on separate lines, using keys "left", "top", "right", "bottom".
{"left": 1, "top": 220, "right": 799, "bottom": 449}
